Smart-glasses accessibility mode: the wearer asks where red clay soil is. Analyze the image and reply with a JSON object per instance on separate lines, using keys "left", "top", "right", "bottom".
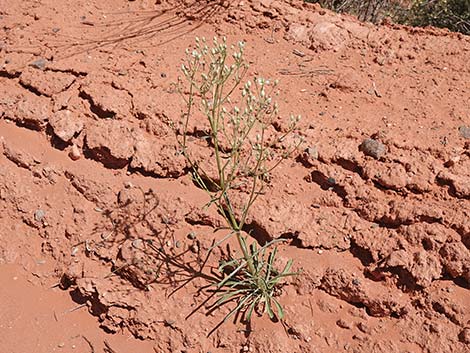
{"left": 1, "top": 1, "right": 469, "bottom": 352}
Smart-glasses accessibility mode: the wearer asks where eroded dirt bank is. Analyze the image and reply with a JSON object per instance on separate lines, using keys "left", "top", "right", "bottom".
{"left": 1, "top": 1, "right": 469, "bottom": 352}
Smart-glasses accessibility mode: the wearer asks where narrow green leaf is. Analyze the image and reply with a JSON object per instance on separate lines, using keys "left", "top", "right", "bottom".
{"left": 272, "top": 298, "right": 284, "bottom": 319}
{"left": 217, "top": 261, "right": 246, "bottom": 288}
{"left": 281, "top": 259, "right": 293, "bottom": 275}
{"left": 246, "top": 295, "right": 261, "bottom": 322}
{"left": 265, "top": 295, "right": 275, "bottom": 319}
{"left": 222, "top": 292, "right": 256, "bottom": 323}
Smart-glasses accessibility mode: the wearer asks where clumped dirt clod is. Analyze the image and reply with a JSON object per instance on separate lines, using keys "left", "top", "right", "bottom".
{"left": 0, "top": 1, "right": 469, "bottom": 352}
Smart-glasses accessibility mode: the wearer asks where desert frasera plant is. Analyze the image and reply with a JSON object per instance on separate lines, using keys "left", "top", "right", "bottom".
{"left": 175, "top": 36, "right": 302, "bottom": 323}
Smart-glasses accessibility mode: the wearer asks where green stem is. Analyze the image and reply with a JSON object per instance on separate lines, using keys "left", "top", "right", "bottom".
{"left": 210, "top": 65, "right": 225, "bottom": 190}
{"left": 235, "top": 230, "right": 256, "bottom": 277}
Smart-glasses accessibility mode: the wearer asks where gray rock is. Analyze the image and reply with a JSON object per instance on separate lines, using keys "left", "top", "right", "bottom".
{"left": 131, "top": 239, "right": 144, "bottom": 249}
{"left": 30, "top": 58, "right": 48, "bottom": 70}
{"left": 34, "top": 209, "right": 45, "bottom": 222}
{"left": 458, "top": 126, "right": 470, "bottom": 139}
{"left": 359, "top": 138, "right": 386, "bottom": 159}
{"left": 300, "top": 146, "right": 319, "bottom": 167}
{"left": 306, "top": 146, "right": 319, "bottom": 160}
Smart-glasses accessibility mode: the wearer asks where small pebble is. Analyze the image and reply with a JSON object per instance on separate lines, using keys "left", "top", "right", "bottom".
{"left": 444, "top": 155, "right": 460, "bottom": 167}
{"left": 187, "top": 231, "right": 196, "bottom": 240}
{"left": 69, "top": 144, "right": 81, "bottom": 161}
{"left": 164, "top": 319, "right": 176, "bottom": 327}
{"left": 305, "top": 146, "right": 318, "bottom": 160}
{"left": 34, "top": 209, "right": 45, "bottom": 222}
{"left": 336, "top": 319, "right": 352, "bottom": 329}
{"left": 458, "top": 125, "right": 470, "bottom": 139}
{"left": 357, "top": 322, "right": 372, "bottom": 334}
{"left": 459, "top": 328, "right": 470, "bottom": 344}
{"left": 293, "top": 49, "right": 305, "bottom": 57}
{"left": 132, "top": 239, "right": 144, "bottom": 249}
{"left": 30, "top": 58, "right": 48, "bottom": 70}
{"left": 359, "top": 138, "right": 386, "bottom": 159}
{"left": 327, "top": 177, "right": 336, "bottom": 185}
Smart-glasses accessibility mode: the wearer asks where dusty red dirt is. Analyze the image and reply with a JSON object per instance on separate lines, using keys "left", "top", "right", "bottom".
{"left": 1, "top": 0, "right": 470, "bottom": 352}
{"left": 0, "top": 264, "right": 155, "bottom": 352}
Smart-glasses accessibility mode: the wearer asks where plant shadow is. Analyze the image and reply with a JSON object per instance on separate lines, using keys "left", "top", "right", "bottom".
{"left": 51, "top": 0, "right": 235, "bottom": 59}
{"left": 78, "top": 185, "right": 254, "bottom": 334}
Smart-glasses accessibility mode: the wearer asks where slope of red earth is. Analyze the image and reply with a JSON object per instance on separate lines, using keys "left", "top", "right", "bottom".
{"left": 1, "top": 1, "right": 469, "bottom": 352}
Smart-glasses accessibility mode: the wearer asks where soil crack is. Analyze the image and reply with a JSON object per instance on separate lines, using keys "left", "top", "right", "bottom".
{"left": 78, "top": 90, "right": 116, "bottom": 119}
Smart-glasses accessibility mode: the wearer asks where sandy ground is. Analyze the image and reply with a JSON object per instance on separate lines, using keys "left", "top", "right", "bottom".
{"left": 0, "top": 1, "right": 469, "bottom": 352}
{"left": 0, "top": 264, "right": 155, "bottom": 352}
